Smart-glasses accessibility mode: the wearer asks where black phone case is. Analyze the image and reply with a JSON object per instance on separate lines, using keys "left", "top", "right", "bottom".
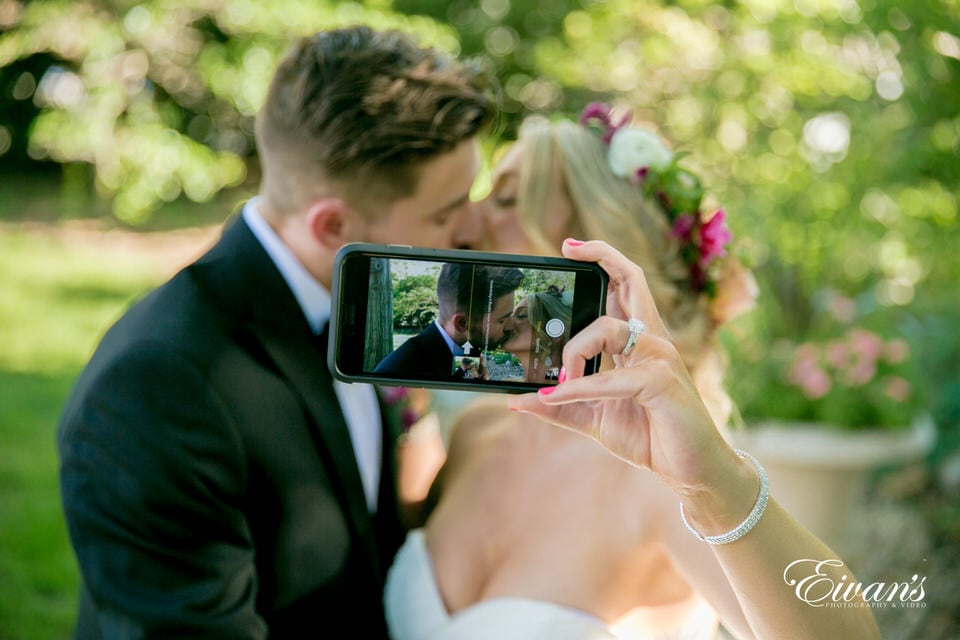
{"left": 328, "top": 243, "right": 608, "bottom": 393}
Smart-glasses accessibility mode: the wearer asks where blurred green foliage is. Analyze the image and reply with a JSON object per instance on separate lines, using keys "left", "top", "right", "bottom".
{"left": 2, "top": 0, "right": 956, "bottom": 295}
{"left": 392, "top": 274, "right": 438, "bottom": 330}
{"left": 0, "top": 0, "right": 461, "bottom": 222}
{"left": 3, "top": 0, "right": 957, "bottom": 264}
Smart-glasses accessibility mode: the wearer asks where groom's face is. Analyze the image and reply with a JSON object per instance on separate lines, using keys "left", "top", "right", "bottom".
{"left": 364, "top": 139, "right": 483, "bottom": 250}
{"left": 469, "top": 291, "right": 517, "bottom": 350}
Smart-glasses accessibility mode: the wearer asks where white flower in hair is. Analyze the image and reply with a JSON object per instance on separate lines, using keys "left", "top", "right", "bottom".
{"left": 580, "top": 102, "right": 733, "bottom": 296}
{"left": 607, "top": 127, "right": 673, "bottom": 178}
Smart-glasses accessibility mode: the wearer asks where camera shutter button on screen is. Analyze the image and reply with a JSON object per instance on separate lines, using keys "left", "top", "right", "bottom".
{"left": 545, "top": 318, "right": 565, "bottom": 338}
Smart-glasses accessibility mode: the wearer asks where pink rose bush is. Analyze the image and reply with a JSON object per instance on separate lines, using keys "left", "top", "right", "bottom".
{"left": 731, "top": 289, "right": 924, "bottom": 430}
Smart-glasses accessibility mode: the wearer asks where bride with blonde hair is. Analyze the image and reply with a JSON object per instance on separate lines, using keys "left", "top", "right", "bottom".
{"left": 385, "top": 107, "right": 878, "bottom": 640}
{"left": 500, "top": 289, "right": 572, "bottom": 383}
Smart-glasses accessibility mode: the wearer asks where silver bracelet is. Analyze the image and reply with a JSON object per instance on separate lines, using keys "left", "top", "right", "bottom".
{"left": 679, "top": 449, "right": 769, "bottom": 545}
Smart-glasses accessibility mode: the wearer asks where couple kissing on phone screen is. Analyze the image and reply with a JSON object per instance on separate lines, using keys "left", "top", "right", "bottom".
{"left": 57, "top": 25, "right": 880, "bottom": 640}
{"left": 371, "top": 260, "right": 573, "bottom": 385}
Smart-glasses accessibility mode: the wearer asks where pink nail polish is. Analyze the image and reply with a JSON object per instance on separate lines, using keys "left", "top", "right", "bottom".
{"left": 565, "top": 238, "right": 584, "bottom": 247}
{"left": 538, "top": 386, "right": 556, "bottom": 396}
{"left": 558, "top": 366, "right": 567, "bottom": 383}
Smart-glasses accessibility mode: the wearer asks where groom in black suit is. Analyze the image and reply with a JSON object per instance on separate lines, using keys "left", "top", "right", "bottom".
{"left": 373, "top": 262, "right": 522, "bottom": 379}
{"left": 57, "top": 27, "right": 494, "bottom": 639}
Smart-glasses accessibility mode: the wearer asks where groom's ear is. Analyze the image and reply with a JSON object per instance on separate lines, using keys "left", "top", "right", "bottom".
{"left": 452, "top": 312, "right": 469, "bottom": 333}
{"left": 304, "top": 198, "right": 354, "bottom": 249}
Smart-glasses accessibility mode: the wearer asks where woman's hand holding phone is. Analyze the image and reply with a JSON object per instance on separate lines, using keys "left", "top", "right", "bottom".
{"left": 508, "top": 239, "right": 759, "bottom": 537}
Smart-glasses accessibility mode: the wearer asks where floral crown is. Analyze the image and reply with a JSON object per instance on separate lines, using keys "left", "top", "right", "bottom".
{"left": 579, "top": 102, "right": 732, "bottom": 296}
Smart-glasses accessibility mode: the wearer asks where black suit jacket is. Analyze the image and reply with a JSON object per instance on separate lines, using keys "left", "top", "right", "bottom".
{"left": 372, "top": 323, "right": 456, "bottom": 380}
{"left": 57, "top": 216, "right": 405, "bottom": 639}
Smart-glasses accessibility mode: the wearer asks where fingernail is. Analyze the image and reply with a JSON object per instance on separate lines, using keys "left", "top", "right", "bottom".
{"left": 564, "top": 238, "right": 584, "bottom": 247}
{"left": 558, "top": 366, "right": 567, "bottom": 384}
{"left": 538, "top": 386, "right": 556, "bottom": 396}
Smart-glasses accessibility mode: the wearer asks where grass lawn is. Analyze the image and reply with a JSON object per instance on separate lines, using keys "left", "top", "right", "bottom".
{"left": 0, "top": 222, "right": 217, "bottom": 639}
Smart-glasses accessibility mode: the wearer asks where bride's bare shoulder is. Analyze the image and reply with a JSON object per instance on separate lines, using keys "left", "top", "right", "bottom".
{"left": 427, "top": 396, "right": 516, "bottom": 520}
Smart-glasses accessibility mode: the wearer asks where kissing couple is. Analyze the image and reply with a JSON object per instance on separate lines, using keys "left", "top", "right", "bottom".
{"left": 58, "top": 25, "right": 880, "bottom": 640}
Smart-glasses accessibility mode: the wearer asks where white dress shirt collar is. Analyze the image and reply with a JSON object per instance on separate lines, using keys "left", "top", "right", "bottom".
{"left": 242, "top": 197, "right": 329, "bottom": 334}
{"left": 434, "top": 319, "right": 463, "bottom": 356}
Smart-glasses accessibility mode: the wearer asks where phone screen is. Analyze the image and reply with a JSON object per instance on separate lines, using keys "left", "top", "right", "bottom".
{"left": 331, "top": 245, "right": 607, "bottom": 392}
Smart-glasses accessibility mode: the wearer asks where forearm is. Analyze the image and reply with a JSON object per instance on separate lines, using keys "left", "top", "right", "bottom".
{"left": 681, "top": 454, "right": 881, "bottom": 640}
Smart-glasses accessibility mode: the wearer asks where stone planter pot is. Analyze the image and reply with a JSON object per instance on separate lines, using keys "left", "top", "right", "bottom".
{"left": 730, "top": 414, "right": 936, "bottom": 548}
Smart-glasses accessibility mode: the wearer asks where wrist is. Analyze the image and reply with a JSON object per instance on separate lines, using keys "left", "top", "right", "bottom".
{"left": 679, "top": 448, "right": 763, "bottom": 539}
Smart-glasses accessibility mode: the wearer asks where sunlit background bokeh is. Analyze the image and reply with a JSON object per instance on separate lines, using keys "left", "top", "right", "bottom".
{"left": 1, "top": 0, "right": 957, "bottom": 638}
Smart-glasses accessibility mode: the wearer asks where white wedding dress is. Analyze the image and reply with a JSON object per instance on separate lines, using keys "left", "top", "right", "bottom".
{"left": 384, "top": 530, "right": 718, "bottom": 640}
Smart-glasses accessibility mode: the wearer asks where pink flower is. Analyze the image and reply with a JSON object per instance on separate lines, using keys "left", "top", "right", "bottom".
{"left": 848, "top": 328, "right": 883, "bottom": 363}
{"left": 788, "top": 342, "right": 824, "bottom": 394}
{"left": 791, "top": 342, "right": 820, "bottom": 367}
{"left": 844, "top": 360, "right": 877, "bottom": 387}
{"left": 827, "top": 293, "right": 856, "bottom": 323}
{"left": 401, "top": 408, "right": 420, "bottom": 429}
{"left": 579, "top": 102, "right": 612, "bottom": 128}
{"left": 707, "top": 256, "right": 758, "bottom": 324}
{"left": 826, "top": 341, "right": 850, "bottom": 369}
{"left": 579, "top": 102, "right": 631, "bottom": 144}
{"left": 698, "top": 209, "right": 732, "bottom": 267}
{"left": 671, "top": 213, "right": 696, "bottom": 240}
{"left": 882, "top": 376, "right": 912, "bottom": 402}
{"left": 793, "top": 365, "right": 832, "bottom": 399}
{"left": 884, "top": 338, "right": 909, "bottom": 364}
{"left": 382, "top": 386, "right": 409, "bottom": 404}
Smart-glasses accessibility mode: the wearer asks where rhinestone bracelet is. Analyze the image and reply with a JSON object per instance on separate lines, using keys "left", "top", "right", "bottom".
{"left": 679, "top": 449, "right": 769, "bottom": 545}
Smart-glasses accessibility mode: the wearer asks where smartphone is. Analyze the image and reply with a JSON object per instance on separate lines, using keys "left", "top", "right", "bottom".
{"left": 329, "top": 243, "right": 608, "bottom": 393}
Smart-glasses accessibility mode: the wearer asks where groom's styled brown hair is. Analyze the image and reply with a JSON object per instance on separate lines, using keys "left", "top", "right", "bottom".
{"left": 256, "top": 26, "right": 496, "bottom": 215}
{"left": 436, "top": 263, "right": 523, "bottom": 325}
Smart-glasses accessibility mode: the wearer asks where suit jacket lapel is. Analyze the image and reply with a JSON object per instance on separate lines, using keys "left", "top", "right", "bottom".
{"left": 251, "top": 327, "right": 377, "bottom": 552}
{"left": 190, "top": 215, "right": 379, "bottom": 571}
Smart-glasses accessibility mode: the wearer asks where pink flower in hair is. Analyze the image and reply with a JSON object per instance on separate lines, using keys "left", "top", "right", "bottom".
{"left": 382, "top": 386, "right": 409, "bottom": 404}
{"left": 580, "top": 102, "right": 632, "bottom": 143}
{"left": 579, "top": 102, "right": 612, "bottom": 128}
{"left": 698, "top": 209, "right": 732, "bottom": 267}
{"left": 401, "top": 408, "right": 420, "bottom": 429}
{"left": 671, "top": 213, "right": 696, "bottom": 240}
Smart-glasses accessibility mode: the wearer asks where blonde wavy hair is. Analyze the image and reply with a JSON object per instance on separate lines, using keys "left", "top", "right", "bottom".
{"left": 512, "top": 116, "right": 745, "bottom": 426}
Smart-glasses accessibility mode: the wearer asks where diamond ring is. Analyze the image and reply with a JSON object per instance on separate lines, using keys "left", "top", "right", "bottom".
{"left": 621, "top": 318, "right": 646, "bottom": 356}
